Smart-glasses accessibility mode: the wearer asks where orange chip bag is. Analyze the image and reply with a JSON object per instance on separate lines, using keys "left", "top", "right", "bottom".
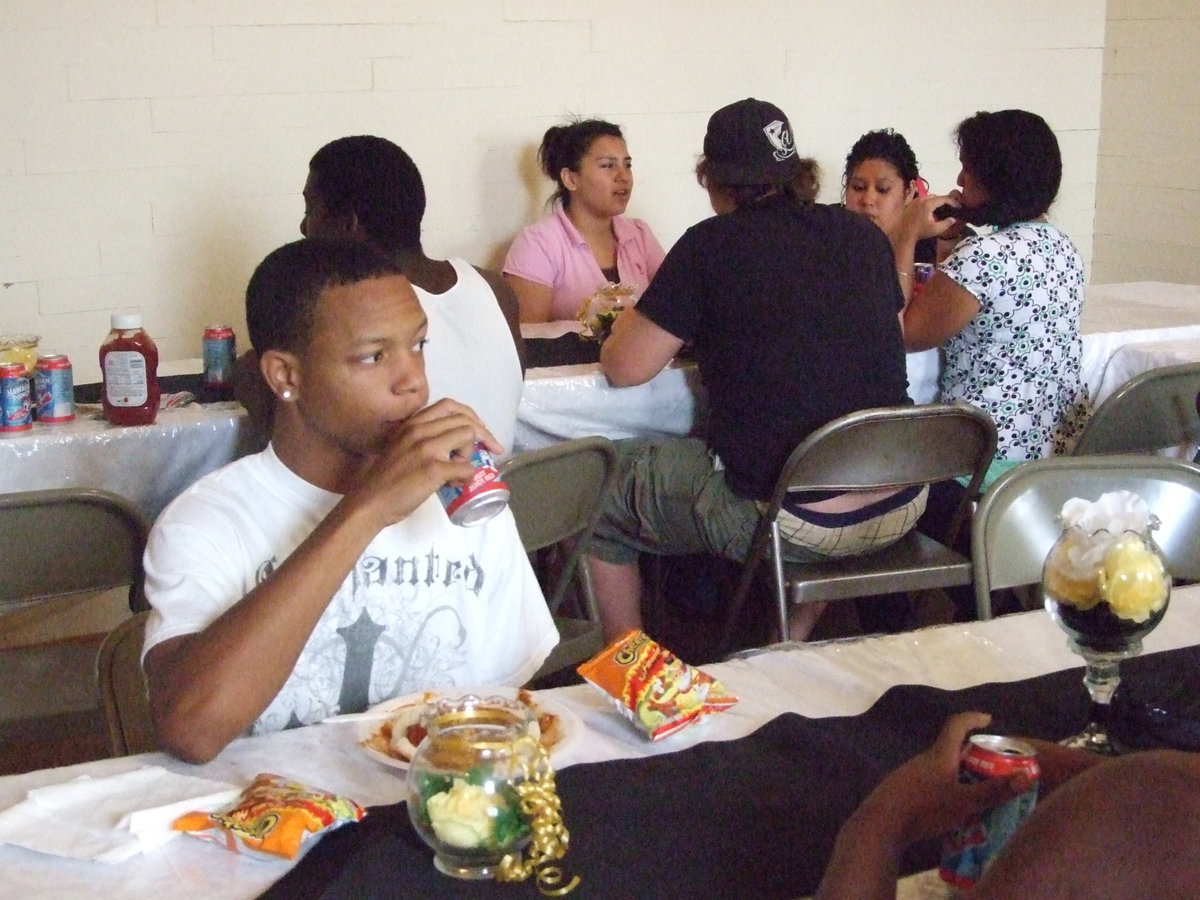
{"left": 577, "top": 630, "right": 738, "bottom": 740}
{"left": 172, "top": 773, "right": 366, "bottom": 860}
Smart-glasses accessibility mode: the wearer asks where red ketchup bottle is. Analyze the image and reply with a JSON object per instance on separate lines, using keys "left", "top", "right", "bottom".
{"left": 100, "top": 313, "right": 160, "bottom": 425}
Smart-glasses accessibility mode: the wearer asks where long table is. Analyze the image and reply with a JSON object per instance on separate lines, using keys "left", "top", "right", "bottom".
{"left": 514, "top": 282, "right": 1200, "bottom": 452}
{"left": 5, "top": 283, "right": 1198, "bottom": 521}
{"left": 4, "top": 586, "right": 1199, "bottom": 897}
{"left": 0, "top": 403, "right": 249, "bottom": 523}
{"left": 1082, "top": 281, "right": 1200, "bottom": 402}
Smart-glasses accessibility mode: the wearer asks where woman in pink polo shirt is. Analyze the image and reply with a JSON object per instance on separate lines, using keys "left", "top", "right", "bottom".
{"left": 504, "top": 119, "right": 665, "bottom": 323}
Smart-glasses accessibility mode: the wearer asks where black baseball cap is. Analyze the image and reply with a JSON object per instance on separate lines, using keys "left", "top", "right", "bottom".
{"left": 702, "top": 98, "right": 801, "bottom": 186}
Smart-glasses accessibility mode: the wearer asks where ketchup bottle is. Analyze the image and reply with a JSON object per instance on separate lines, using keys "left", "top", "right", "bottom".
{"left": 100, "top": 313, "right": 160, "bottom": 425}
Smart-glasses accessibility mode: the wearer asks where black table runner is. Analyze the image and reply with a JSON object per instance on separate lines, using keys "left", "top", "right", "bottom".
{"left": 261, "top": 643, "right": 1200, "bottom": 900}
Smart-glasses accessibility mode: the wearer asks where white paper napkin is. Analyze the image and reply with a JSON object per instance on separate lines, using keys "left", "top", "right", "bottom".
{"left": 0, "top": 765, "right": 241, "bottom": 864}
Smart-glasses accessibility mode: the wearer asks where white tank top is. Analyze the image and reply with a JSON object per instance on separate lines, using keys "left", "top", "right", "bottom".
{"left": 414, "top": 259, "right": 522, "bottom": 455}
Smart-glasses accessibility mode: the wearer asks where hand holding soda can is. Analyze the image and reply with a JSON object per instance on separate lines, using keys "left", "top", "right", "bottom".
{"left": 437, "top": 442, "right": 509, "bottom": 526}
{"left": 939, "top": 734, "right": 1040, "bottom": 889}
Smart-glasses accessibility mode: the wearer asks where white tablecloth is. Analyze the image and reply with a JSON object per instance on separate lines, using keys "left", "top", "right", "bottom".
{"left": 4, "top": 586, "right": 1199, "bottom": 898}
{"left": 515, "top": 354, "right": 941, "bottom": 452}
{"left": 1082, "top": 282, "right": 1200, "bottom": 402}
{"left": 512, "top": 283, "right": 1200, "bottom": 452}
{"left": 0, "top": 403, "right": 249, "bottom": 522}
{"left": 515, "top": 361, "right": 705, "bottom": 452}
{"left": 1092, "top": 337, "right": 1200, "bottom": 408}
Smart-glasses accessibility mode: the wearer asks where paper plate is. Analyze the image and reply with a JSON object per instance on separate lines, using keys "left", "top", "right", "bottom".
{"left": 355, "top": 687, "right": 582, "bottom": 770}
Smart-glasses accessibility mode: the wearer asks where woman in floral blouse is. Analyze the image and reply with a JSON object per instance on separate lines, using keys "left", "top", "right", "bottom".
{"left": 890, "top": 109, "right": 1089, "bottom": 465}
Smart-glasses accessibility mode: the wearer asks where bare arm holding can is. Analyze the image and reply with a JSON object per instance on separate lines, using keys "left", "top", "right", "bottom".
{"left": 816, "top": 712, "right": 1030, "bottom": 900}
{"left": 816, "top": 711, "right": 1200, "bottom": 899}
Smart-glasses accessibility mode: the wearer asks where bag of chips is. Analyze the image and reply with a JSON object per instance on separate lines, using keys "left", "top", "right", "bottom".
{"left": 577, "top": 630, "right": 737, "bottom": 740}
{"left": 172, "top": 773, "right": 366, "bottom": 860}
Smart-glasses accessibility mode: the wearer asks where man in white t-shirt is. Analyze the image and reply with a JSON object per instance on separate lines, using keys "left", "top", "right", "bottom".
{"left": 143, "top": 239, "right": 556, "bottom": 763}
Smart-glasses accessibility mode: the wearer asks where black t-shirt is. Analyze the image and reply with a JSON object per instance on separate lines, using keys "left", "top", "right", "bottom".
{"left": 636, "top": 195, "right": 910, "bottom": 500}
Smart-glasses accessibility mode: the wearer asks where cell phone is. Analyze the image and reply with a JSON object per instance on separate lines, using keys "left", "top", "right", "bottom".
{"left": 933, "top": 203, "right": 962, "bottom": 220}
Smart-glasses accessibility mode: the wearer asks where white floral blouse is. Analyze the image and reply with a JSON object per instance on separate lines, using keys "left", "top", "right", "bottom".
{"left": 940, "top": 222, "right": 1090, "bottom": 460}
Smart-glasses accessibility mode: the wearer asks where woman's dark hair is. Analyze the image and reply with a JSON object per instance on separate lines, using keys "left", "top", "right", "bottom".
{"left": 309, "top": 136, "right": 426, "bottom": 251}
{"left": 538, "top": 119, "right": 624, "bottom": 207}
{"left": 246, "top": 238, "right": 403, "bottom": 357}
{"left": 843, "top": 129, "right": 920, "bottom": 189}
{"left": 694, "top": 156, "right": 820, "bottom": 207}
{"left": 955, "top": 109, "right": 1062, "bottom": 227}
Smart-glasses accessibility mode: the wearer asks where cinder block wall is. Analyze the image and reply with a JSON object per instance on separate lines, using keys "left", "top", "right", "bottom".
{"left": 2, "top": 1, "right": 1109, "bottom": 381}
{"left": 1093, "top": 0, "right": 1200, "bottom": 283}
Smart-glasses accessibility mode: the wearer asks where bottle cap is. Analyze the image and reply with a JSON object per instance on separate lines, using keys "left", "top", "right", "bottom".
{"left": 111, "top": 313, "right": 143, "bottom": 330}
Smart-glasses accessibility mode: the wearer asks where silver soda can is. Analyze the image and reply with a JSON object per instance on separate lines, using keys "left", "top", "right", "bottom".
{"left": 34, "top": 353, "right": 75, "bottom": 422}
{"left": 940, "top": 734, "right": 1041, "bottom": 889}
{"left": 437, "top": 443, "right": 509, "bottom": 526}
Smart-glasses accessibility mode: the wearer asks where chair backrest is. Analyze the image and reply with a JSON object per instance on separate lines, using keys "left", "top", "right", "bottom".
{"left": 499, "top": 436, "right": 617, "bottom": 615}
{"left": 0, "top": 488, "right": 150, "bottom": 613}
{"left": 764, "top": 402, "right": 997, "bottom": 542}
{"left": 96, "top": 610, "right": 157, "bottom": 756}
{"left": 1074, "top": 361, "right": 1200, "bottom": 455}
{"left": 972, "top": 455, "right": 1200, "bottom": 619}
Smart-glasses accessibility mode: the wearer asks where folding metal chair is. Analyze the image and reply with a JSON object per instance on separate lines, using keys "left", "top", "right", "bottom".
{"left": 96, "top": 611, "right": 156, "bottom": 756}
{"left": 721, "top": 402, "right": 997, "bottom": 651}
{"left": 1073, "top": 361, "right": 1200, "bottom": 455}
{"left": 0, "top": 488, "right": 150, "bottom": 615}
{"left": 499, "top": 437, "right": 617, "bottom": 680}
{"left": 972, "top": 455, "right": 1200, "bottom": 620}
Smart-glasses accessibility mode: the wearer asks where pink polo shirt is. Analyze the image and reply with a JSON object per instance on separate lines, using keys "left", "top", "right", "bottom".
{"left": 503, "top": 201, "right": 666, "bottom": 321}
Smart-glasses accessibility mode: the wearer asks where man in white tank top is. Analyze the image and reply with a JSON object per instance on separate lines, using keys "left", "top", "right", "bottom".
{"left": 237, "top": 135, "right": 524, "bottom": 455}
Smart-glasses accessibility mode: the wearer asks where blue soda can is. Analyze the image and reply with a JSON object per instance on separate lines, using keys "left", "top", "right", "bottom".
{"left": 437, "top": 443, "right": 509, "bottom": 526}
{"left": 0, "top": 363, "right": 32, "bottom": 432}
{"left": 940, "top": 734, "right": 1040, "bottom": 889}
{"left": 202, "top": 325, "right": 236, "bottom": 389}
{"left": 34, "top": 353, "right": 75, "bottom": 422}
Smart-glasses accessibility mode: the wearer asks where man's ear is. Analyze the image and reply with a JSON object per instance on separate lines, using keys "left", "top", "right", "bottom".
{"left": 259, "top": 348, "right": 302, "bottom": 402}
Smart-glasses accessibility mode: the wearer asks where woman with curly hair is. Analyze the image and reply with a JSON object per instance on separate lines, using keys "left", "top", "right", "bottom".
{"left": 893, "top": 109, "right": 1089, "bottom": 463}
{"left": 503, "top": 118, "right": 665, "bottom": 323}
{"left": 843, "top": 129, "right": 928, "bottom": 253}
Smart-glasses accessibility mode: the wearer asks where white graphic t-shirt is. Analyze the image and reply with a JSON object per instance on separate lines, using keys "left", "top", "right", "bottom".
{"left": 143, "top": 446, "right": 556, "bottom": 734}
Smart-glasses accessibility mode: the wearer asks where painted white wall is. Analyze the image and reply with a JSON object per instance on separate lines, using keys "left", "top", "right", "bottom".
{"left": 1, "top": 1, "right": 1109, "bottom": 382}
{"left": 1093, "top": 0, "right": 1200, "bottom": 283}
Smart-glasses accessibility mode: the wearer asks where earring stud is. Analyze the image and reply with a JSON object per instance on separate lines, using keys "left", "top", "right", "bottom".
{"left": 281, "top": 389, "right": 293, "bottom": 400}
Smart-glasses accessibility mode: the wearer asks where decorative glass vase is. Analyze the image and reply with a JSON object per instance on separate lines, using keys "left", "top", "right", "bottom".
{"left": 405, "top": 693, "right": 576, "bottom": 891}
{"left": 1042, "top": 518, "right": 1171, "bottom": 754}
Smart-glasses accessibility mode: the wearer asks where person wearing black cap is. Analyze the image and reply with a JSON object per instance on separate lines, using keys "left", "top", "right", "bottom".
{"left": 586, "top": 98, "right": 921, "bottom": 644}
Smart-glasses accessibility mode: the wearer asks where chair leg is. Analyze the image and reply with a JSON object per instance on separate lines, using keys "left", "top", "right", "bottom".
{"left": 575, "top": 556, "right": 600, "bottom": 624}
{"left": 721, "top": 530, "right": 768, "bottom": 654}
{"left": 770, "top": 523, "right": 789, "bottom": 643}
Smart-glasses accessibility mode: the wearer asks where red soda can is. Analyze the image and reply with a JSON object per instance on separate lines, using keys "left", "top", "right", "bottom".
{"left": 202, "top": 325, "right": 236, "bottom": 389}
{"left": 34, "top": 353, "right": 75, "bottom": 422}
{"left": 0, "top": 362, "right": 32, "bottom": 432}
{"left": 939, "top": 734, "right": 1040, "bottom": 889}
{"left": 437, "top": 443, "right": 510, "bottom": 526}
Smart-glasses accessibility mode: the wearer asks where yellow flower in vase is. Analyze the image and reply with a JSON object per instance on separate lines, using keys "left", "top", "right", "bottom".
{"left": 1100, "top": 537, "right": 1170, "bottom": 623}
{"left": 426, "top": 777, "right": 504, "bottom": 848}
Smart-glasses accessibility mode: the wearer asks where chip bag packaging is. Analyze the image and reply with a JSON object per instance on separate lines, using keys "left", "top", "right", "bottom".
{"left": 577, "top": 630, "right": 738, "bottom": 740}
{"left": 172, "top": 773, "right": 366, "bottom": 860}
